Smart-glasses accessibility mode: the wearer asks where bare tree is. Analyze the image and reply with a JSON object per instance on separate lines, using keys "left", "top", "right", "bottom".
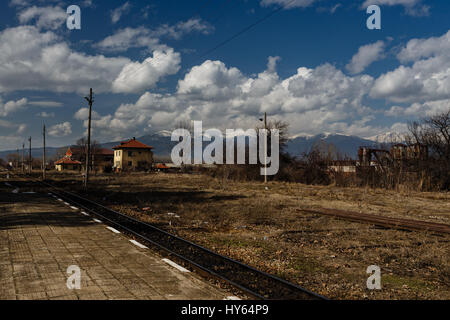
{"left": 407, "top": 109, "right": 450, "bottom": 161}
{"left": 406, "top": 108, "right": 450, "bottom": 190}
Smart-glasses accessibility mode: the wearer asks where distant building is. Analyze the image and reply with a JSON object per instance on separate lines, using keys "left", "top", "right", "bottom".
{"left": 112, "top": 138, "right": 154, "bottom": 171}
{"left": 55, "top": 146, "right": 114, "bottom": 172}
{"left": 55, "top": 158, "right": 82, "bottom": 172}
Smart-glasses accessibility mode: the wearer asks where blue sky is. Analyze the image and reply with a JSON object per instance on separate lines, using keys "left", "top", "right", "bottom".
{"left": 0, "top": 0, "right": 449, "bottom": 150}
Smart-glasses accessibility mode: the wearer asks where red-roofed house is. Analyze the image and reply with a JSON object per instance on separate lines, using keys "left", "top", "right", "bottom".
{"left": 112, "top": 138, "right": 154, "bottom": 171}
{"left": 54, "top": 146, "right": 114, "bottom": 172}
{"left": 55, "top": 158, "right": 82, "bottom": 172}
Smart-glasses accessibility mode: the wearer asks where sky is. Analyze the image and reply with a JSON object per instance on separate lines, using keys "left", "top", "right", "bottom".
{"left": 0, "top": 0, "right": 449, "bottom": 150}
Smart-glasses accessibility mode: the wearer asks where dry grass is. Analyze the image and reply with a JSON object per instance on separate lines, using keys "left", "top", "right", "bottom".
{"left": 35, "top": 172, "right": 450, "bottom": 299}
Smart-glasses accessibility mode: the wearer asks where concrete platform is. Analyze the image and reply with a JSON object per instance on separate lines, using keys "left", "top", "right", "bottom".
{"left": 0, "top": 188, "right": 231, "bottom": 300}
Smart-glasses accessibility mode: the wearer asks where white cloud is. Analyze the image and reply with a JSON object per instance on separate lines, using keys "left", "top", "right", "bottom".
{"left": 18, "top": 5, "right": 67, "bottom": 30}
{"left": 346, "top": 41, "right": 385, "bottom": 74}
{"left": 17, "top": 124, "right": 27, "bottom": 134}
{"left": 28, "top": 100, "right": 62, "bottom": 107}
{"left": 0, "top": 26, "right": 178, "bottom": 94}
{"left": 371, "top": 30, "right": 450, "bottom": 103}
{"left": 361, "top": 0, "right": 429, "bottom": 16}
{"left": 74, "top": 108, "right": 100, "bottom": 120}
{"left": 111, "top": 1, "right": 131, "bottom": 24}
{"left": 397, "top": 30, "right": 450, "bottom": 63}
{"left": 177, "top": 60, "right": 246, "bottom": 100}
{"left": 112, "top": 49, "right": 181, "bottom": 94}
{"left": 0, "top": 97, "right": 28, "bottom": 117}
{"left": 260, "top": 0, "right": 317, "bottom": 9}
{"left": 86, "top": 57, "right": 390, "bottom": 141}
{"left": 48, "top": 122, "right": 72, "bottom": 137}
{"left": 96, "top": 19, "right": 214, "bottom": 53}
{"left": 37, "top": 111, "right": 55, "bottom": 118}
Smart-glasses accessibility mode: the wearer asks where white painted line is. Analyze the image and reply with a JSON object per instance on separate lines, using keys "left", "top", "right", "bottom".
{"left": 70, "top": 206, "right": 78, "bottom": 210}
{"left": 81, "top": 211, "right": 89, "bottom": 216}
{"left": 4, "top": 182, "right": 12, "bottom": 187}
{"left": 224, "top": 296, "right": 241, "bottom": 300}
{"left": 57, "top": 199, "right": 63, "bottom": 201}
{"left": 130, "top": 240, "right": 148, "bottom": 249}
{"left": 12, "top": 188, "right": 19, "bottom": 194}
{"left": 47, "top": 193, "right": 52, "bottom": 196}
{"left": 106, "top": 227, "right": 121, "bottom": 234}
{"left": 162, "top": 258, "right": 190, "bottom": 273}
{"left": 92, "top": 219, "right": 102, "bottom": 223}
{"left": 64, "top": 202, "right": 70, "bottom": 206}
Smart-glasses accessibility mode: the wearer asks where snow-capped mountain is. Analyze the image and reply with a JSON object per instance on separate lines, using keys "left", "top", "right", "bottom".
{"left": 367, "top": 132, "right": 406, "bottom": 144}
{"left": 0, "top": 132, "right": 400, "bottom": 161}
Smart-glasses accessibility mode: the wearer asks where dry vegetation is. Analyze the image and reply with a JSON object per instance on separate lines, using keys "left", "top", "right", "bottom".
{"left": 42, "top": 171, "right": 450, "bottom": 300}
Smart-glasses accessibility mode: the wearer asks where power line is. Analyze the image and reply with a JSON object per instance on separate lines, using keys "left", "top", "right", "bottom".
{"left": 196, "top": 0, "right": 296, "bottom": 61}
{"left": 114, "top": 0, "right": 292, "bottom": 91}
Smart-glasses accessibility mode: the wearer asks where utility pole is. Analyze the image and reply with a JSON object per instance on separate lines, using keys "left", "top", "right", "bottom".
{"left": 28, "top": 137, "right": 32, "bottom": 175}
{"left": 259, "top": 112, "right": 268, "bottom": 184}
{"left": 16, "top": 149, "right": 19, "bottom": 170}
{"left": 264, "top": 112, "right": 268, "bottom": 184}
{"left": 84, "top": 88, "right": 94, "bottom": 190}
{"left": 22, "top": 143, "right": 25, "bottom": 173}
{"left": 42, "top": 124, "right": 46, "bottom": 180}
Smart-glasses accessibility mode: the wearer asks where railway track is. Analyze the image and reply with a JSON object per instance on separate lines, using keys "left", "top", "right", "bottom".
{"left": 300, "top": 208, "right": 450, "bottom": 234}
{"left": 13, "top": 176, "right": 326, "bottom": 300}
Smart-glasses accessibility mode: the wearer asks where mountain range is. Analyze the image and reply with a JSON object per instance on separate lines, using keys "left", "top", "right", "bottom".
{"left": 0, "top": 132, "right": 398, "bottom": 163}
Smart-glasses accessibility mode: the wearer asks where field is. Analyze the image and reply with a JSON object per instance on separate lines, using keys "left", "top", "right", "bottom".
{"left": 17, "top": 171, "right": 450, "bottom": 299}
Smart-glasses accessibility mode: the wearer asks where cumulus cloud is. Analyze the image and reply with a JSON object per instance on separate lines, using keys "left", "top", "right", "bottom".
{"left": 371, "top": 30, "right": 450, "bottom": 103}
{"left": 397, "top": 30, "right": 450, "bottom": 63}
{"left": 48, "top": 122, "right": 72, "bottom": 137}
{"left": 18, "top": 5, "right": 67, "bottom": 30}
{"left": 0, "top": 26, "right": 179, "bottom": 94}
{"left": 74, "top": 108, "right": 100, "bottom": 120}
{"left": 346, "top": 41, "right": 385, "bottom": 74}
{"left": 112, "top": 49, "right": 181, "bottom": 94}
{"left": 0, "top": 97, "right": 28, "bottom": 117}
{"left": 85, "top": 57, "right": 389, "bottom": 141}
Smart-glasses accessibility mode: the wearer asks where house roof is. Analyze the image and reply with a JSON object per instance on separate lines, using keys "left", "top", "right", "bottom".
{"left": 55, "top": 158, "right": 82, "bottom": 165}
{"left": 112, "top": 138, "right": 153, "bottom": 150}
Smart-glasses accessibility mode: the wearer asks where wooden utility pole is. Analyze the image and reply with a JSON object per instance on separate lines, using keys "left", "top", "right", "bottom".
{"left": 28, "top": 137, "right": 32, "bottom": 175}
{"left": 16, "top": 149, "right": 19, "bottom": 170}
{"left": 84, "top": 88, "right": 94, "bottom": 190}
{"left": 22, "top": 143, "right": 25, "bottom": 173}
{"left": 42, "top": 124, "right": 46, "bottom": 180}
{"left": 264, "top": 112, "right": 268, "bottom": 184}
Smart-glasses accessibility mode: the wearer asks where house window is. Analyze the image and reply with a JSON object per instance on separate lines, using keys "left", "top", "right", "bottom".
{"left": 128, "top": 161, "right": 133, "bottom": 167}
{"left": 128, "top": 151, "right": 133, "bottom": 157}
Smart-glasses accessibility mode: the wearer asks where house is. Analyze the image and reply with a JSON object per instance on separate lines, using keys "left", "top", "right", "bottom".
{"left": 55, "top": 146, "right": 114, "bottom": 172}
{"left": 55, "top": 158, "right": 82, "bottom": 172}
{"left": 112, "top": 138, "right": 154, "bottom": 171}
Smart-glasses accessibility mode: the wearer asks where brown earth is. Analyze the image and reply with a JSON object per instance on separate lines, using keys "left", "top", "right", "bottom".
{"left": 5, "top": 171, "right": 450, "bottom": 300}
